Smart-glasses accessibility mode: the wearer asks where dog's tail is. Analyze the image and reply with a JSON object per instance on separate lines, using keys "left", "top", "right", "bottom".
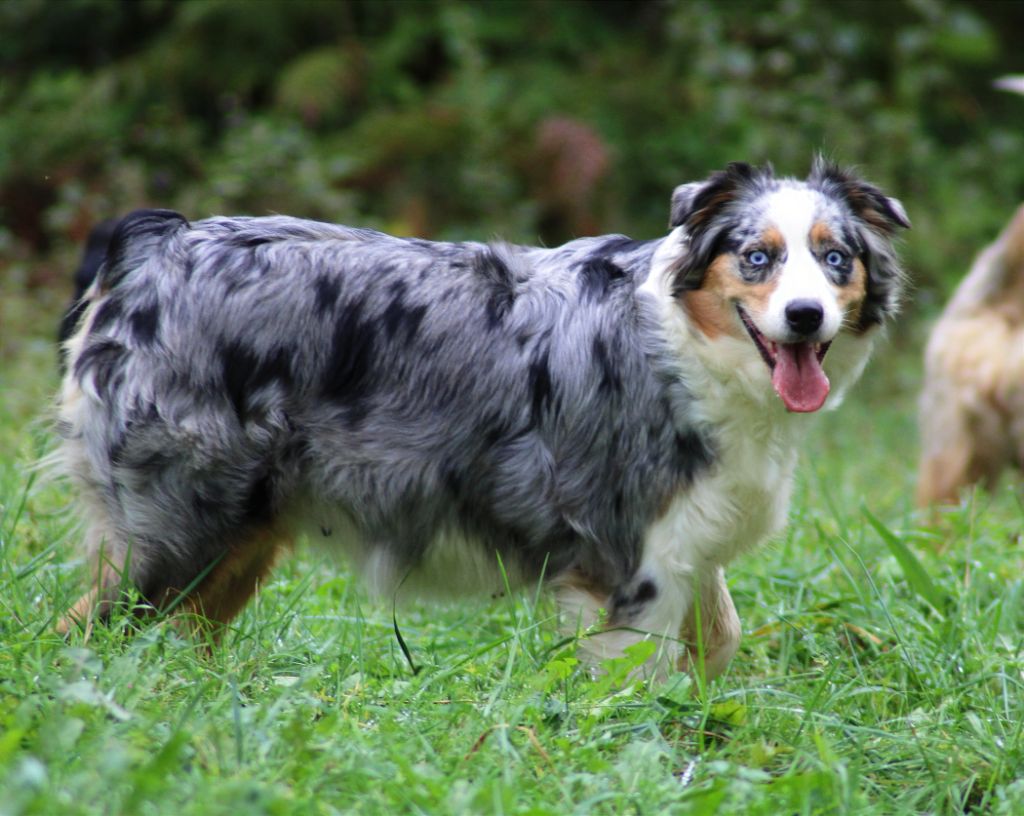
{"left": 98, "top": 209, "right": 190, "bottom": 292}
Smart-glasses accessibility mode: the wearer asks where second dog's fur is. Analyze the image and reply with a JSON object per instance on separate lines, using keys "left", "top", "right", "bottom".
{"left": 918, "top": 204, "right": 1024, "bottom": 505}
{"left": 57, "top": 159, "right": 908, "bottom": 679}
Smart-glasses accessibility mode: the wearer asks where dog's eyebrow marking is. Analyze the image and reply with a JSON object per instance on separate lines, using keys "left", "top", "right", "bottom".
{"left": 313, "top": 274, "right": 342, "bottom": 317}
{"left": 810, "top": 221, "right": 836, "bottom": 247}
{"left": 128, "top": 302, "right": 160, "bottom": 346}
{"left": 760, "top": 226, "right": 786, "bottom": 254}
{"left": 578, "top": 257, "right": 626, "bottom": 302}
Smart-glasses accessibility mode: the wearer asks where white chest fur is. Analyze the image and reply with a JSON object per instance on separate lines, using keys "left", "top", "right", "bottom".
{"left": 635, "top": 229, "right": 874, "bottom": 583}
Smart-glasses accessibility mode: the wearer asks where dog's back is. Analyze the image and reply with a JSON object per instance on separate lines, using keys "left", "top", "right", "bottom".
{"left": 918, "top": 204, "right": 1024, "bottom": 505}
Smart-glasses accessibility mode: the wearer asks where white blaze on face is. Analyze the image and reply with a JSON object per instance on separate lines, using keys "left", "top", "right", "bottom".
{"left": 749, "top": 187, "right": 840, "bottom": 413}
{"left": 759, "top": 187, "right": 841, "bottom": 342}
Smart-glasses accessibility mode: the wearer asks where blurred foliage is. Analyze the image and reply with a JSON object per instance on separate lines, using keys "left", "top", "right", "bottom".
{"left": 1, "top": 0, "right": 1023, "bottom": 312}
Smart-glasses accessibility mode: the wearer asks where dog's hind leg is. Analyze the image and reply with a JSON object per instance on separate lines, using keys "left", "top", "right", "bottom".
{"left": 56, "top": 558, "right": 128, "bottom": 636}
{"left": 172, "top": 525, "right": 288, "bottom": 631}
{"left": 56, "top": 492, "right": 137, "bottom": 635}
{"left": 917, "top": 402, "right": 1010, "bottom": 505}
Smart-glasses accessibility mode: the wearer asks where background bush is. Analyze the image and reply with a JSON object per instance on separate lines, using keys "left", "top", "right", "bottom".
{"left": 2, "top": 0, "right": 1023, "bottom": 321}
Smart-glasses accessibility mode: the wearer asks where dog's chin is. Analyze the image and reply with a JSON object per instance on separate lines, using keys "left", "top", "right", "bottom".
{"left": 735, "top": 305, "right": 832, "bottom": 413}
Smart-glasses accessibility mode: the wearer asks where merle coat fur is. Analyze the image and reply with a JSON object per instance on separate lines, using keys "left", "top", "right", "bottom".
{"left": 56, "top": 160, "right": 908, "bottom": 678}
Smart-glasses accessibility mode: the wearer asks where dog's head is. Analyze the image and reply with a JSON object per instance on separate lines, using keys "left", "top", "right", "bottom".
{"left": 668, "top": 158, "right": 909, "bottom": 412}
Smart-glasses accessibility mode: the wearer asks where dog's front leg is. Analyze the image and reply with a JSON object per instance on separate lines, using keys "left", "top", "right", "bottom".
{"left": 678, "top": 566, "right": 741, "bottom": 682}
{"left": 554, "top": 572, "right": 692, "bottom": 682}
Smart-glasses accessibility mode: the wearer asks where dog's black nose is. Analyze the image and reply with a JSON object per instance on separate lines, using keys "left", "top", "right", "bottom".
{"left": 785, "top": 299, "right": 824, "bottom": 336}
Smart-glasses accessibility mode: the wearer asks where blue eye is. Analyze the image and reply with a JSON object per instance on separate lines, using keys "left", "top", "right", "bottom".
{"left": 747, "top": 250, "right": 770, "bottom": 267}
{"left": 825, "top": 250, "right": 847, "bottom": 267}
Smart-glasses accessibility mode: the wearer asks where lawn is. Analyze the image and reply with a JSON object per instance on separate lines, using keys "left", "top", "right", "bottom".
{"left": 2, "top": 287, "right": 1023, "bottom": 815}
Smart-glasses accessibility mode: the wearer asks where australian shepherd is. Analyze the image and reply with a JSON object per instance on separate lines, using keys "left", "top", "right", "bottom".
{"left": 56, "top": 159, "right": 908, "bottom": 680}
{"left": 918, "top": 204, "right": 1024, "bottom": 506}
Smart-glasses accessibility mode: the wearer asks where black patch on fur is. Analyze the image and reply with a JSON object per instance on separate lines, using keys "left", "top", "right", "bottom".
{"left": 221, "top": 343, "right": 295, "bottom": 423}
{"left": 128, "top": 303, "right": 160, "bottom": 346}
{"left": 482, "top": 411, "right": 515, "bottom": 447}
{"left": 609, "top": 578, "right": 658, "bottom": 621}
{"left": 89, "top": 296, "right": 124, "bottom": 335}
{"left": 58, "top": 219, "right": 117, "bottom": 356}
{"left": 634, "top": 580, "right": 657, "bottom": 604}
{"left": 244, "top": 473, "right": 275, "bottom": 522}
{"left": 475, "top": 250, "right": 516, "bottom": 329}
{"left": 74, "top": 338, "right": 126, "bottom": 399}
{"left": 313, "top": 274, "right": 342, "bottom": 317}
{"left": 382, "top": 281, "right": 428, "bottom": 345}
{"left": 528, "top": 350, "right": 554, "bottom": 426}
{"left": 592, "top": 335, "right": 621, "bottom": 394}
{"left": 674, "top": 429, "right": 715, "bottom": 482}
{"left": 578, "top": 257, "right": 625, "bottom": 301}
{"left": 231, "top": 233, "right": 274, "bottom": 249}
{"left": 101, "top": 209, "right": 188, "bottom": 290}
{"left": 321, "top": 297, "right": 377, "bottom": 421}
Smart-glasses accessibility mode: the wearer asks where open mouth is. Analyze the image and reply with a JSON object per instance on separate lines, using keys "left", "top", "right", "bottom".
{"left": 736, "top": 305, "right": 832, "bottom": 413}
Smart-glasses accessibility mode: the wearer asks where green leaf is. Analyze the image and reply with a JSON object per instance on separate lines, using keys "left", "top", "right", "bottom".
{"left": 863, "top": 506, "right": 949, "bottom": 614}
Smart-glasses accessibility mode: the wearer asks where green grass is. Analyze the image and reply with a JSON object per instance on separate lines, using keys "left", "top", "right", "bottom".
{"left": 3, "top": 289, "right": 1024, "bottom": 815}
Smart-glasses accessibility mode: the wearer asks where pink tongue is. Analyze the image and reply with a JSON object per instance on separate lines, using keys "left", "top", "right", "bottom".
{"left": 771, "top": 343, "right": 830, "bottom": 412}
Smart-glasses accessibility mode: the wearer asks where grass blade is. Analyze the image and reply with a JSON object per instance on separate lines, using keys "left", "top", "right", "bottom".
{"left": 862, "top": 505, "right": 948, "bottom": 615}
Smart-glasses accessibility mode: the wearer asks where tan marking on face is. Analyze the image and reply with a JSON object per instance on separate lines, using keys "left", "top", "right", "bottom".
{"left": 682, "top": 253, "right": 777, "bottom": 339}
{"left": 838, "top": 258, "right": 868, "bottom": 329}
{"left": 810, "top": 220, "right": 835, "bottom": 247}
{"left": 761, "top": 225, "right": 785, "bottom": 255}
{"left": 808, "top": 221, "right": 868, "bottom": 333}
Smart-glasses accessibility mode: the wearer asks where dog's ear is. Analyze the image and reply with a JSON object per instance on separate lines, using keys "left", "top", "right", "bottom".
{"left": 669, "top": 162, "right": 773, "bottom": 295}
{"left": 670, "top": 162, "right": 766, "bottom": 230}
{"left": 809, "top": 157, "right": 910, "bottom": 234}
{"left": 669, "top": 183, "right": 704, "bottom": 229}
{"left": 809, "top": 158, "right": 909, "bottom": 329}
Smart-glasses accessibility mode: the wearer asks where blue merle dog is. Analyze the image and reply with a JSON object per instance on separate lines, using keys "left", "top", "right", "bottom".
{"left": 56, "top": 159, "right": 908, "bottom": 679}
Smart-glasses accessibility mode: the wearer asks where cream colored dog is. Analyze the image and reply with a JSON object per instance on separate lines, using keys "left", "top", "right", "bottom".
{"left": 918, "top": 204, "right": 1024, "bottom": 505}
